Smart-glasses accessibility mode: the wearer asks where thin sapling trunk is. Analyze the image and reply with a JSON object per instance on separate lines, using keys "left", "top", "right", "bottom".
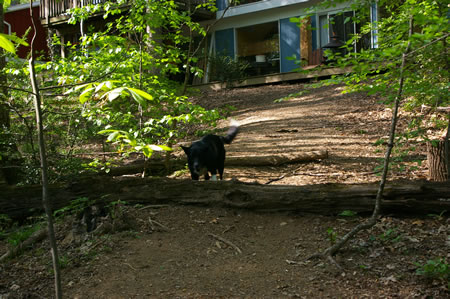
{"left": 28, "top": 2, "right": 62, "bottom": 298}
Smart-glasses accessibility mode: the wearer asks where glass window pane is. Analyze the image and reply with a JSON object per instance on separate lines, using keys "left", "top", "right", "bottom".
{"left": 236, "top": 22, "right": 280, "bottom": 76}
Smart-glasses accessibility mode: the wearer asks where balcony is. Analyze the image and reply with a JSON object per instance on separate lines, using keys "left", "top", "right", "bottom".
{"left": 40, "top": 0, "right": 214, "bottom": 26}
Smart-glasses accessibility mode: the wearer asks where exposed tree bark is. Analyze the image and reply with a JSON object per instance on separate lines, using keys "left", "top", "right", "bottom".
{"left": 28, "top": 2, "right": 62, "bottom": 298}
{"left": 1, "top": 177, "right": 449, "bottom": 221}
{"left": 427, "top": 139, "right": 449, "bottom": 181}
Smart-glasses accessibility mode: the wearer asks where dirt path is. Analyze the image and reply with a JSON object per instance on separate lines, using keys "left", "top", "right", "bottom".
{"left": 188, "top": 83, "right": 427, "bottom": 185}
{"left": 1, "top": 83, "right": 447, "bottom": 298}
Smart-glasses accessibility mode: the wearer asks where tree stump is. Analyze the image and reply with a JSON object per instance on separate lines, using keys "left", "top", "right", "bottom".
{"left": 427, "top": 139, "right": 449, "bottom": 181}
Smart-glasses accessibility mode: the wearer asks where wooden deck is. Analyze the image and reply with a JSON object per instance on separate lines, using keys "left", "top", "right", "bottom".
{"left": 40, "top": 0, "right": 214, "bottom": 26}
{"left": 194, "top": 66, "right": 353, "bottom": 91}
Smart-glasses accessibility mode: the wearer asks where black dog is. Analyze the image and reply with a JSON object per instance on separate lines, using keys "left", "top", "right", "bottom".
{"left": 181, "top": 121, "right": 239, "bottom": 181}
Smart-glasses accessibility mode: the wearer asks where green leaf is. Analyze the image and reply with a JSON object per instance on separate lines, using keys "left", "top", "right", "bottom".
{"left": 79, "top": 85, "right": 95, "bottom": 104}
{"left": 148, "top": 144, "right": 172, "bottom": 152}
{"left": 4, "top": 34, "right": 29, "bottom": 47}
{"left": 339, "top": 210, "right": 357, "bottom": 217}
{"left": 0, "top": 34, "right": 16, "bottom": 54}
{"left": 127, "top": 88, "right": 153, "bottom": 101}
{"left": 107, "top": 87, "right": 125, "bottom": 102}
{"left": 127, "top": 89, "right": 146, "bottom": 107}
{"left": 142, "top": 146, "right": 153, "bottom": 158}
{"left": 106, "top": 131, "right": 121, "bottom": 142}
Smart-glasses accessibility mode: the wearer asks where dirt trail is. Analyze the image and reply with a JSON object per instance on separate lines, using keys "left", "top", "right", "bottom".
{"left": 1, "top": 83, "right": 447, "bottom": 299}
{"left": 188, "top": 83, "right": 426, "bottom": 185}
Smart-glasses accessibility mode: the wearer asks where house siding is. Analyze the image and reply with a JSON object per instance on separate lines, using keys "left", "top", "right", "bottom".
{"left": 5, "top": 4, "right": 49, "bottom": 60}
{"left": 280, "top": 17, "right": 300, "bottom": 72}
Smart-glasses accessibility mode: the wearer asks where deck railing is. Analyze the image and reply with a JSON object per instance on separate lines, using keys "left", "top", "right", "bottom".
{"left": 40, "top": 0, "right": 212, "bottom": 21}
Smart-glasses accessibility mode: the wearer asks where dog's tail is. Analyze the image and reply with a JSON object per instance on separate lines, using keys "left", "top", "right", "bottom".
{"left": 222, "top": 119, "right": 239, "bottom": 144}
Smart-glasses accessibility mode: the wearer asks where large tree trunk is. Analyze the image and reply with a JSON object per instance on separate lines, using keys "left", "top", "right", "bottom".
{"left": 2, "top": 177, "right": 449, "bottom": 221}
{"left": 427, "top": 139, "right": 449, "bottom": 181}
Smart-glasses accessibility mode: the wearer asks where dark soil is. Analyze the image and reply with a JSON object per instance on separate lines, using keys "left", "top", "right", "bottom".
{"left": 1, "top": 83, "right": 448, "bottom": 298}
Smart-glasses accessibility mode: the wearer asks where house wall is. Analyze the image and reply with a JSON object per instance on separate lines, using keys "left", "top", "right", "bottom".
{"left": 5, "top": 2, "right": 49, "bottom": 60}
{"left": 210, "top": 0, "right": 353, "bottom": 74}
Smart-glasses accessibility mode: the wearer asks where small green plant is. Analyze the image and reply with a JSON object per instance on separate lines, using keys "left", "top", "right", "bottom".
{"left": 53, "top": 197, "right": 95, "bottom": 218}
{"left": 209, "top": 54, "right": 249, "bottom": 87}
{"left": 427, "top": 210, "right": 447, "bottom": 221}
{"left": 59, "top": 255, "right": 72, "bottom": 269}
{"left": 327, "top": 227, "right": 337, "bottom": 245}
{"left": 108, "top": 200, "right": 128, "bottom": 220}
{"left": 82, "top": 158, "right": 113, "bottom": 174}
{"left": 415, "top": 258, "right": 449, "bottom": 282}
{"left": 338, "top": 210, "right": 358, "bottom": 217}
{"left": 379, "top": 228, "right": 402, "bottom": 243}
{"left": 7, "top": 224, "right": 41, "bottom": 247}
{"left": 359, "top": 264, "right": 369, "bottom": 270}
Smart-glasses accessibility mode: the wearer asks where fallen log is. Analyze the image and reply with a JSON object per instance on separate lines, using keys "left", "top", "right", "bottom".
{"left": 1, "top": 177, "right": 449, "bottom": 220}
{"left": 107, "top": 150, "right": 328, "bottom": 176}
{"left": 225, "top": 151, "right": 328, "bottom": 167}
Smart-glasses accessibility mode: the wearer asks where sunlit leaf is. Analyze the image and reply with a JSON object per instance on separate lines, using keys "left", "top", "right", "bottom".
{"left": 127, "top": 88, "right": 153, "bottom": 101}
{"left": 4, "top": 34, "right": 29, "bottom": 47}
{"left": 0, "top": 34, "right": 16, "bottom": 54}
{"left": 79, "top": 86, "right": 95, "bottom": 104}
{"left": 127, "top": 89, "right": 146, "bottom": 107}
{"left": 106, "top": 131, "right": 121, "bottom": 142}
{"left": 107, "top": 87, "right": 125, "bottom": 102}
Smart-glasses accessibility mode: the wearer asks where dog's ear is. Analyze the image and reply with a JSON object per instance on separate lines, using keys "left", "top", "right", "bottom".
{"left": 181, "top": 145, "right": 190, "bottom": 155}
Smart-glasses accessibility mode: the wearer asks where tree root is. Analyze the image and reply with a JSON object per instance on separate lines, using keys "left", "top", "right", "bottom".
{"left": 208, "top": 233, "right": 242, "bottom": 254}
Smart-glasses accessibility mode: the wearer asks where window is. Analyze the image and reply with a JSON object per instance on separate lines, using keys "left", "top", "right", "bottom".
{"left": 319, "top": 11, "right": 355, "bottom": 52}
{"left": 236, "top": 22, "right": 280, "bottom": 76}
{"left": 318, "top": 10, "right": 373, "bottom": 53}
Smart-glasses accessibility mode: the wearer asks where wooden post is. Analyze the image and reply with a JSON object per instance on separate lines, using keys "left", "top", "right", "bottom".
{"left": 300, "top": 17, "right": 311, "bottom": 66}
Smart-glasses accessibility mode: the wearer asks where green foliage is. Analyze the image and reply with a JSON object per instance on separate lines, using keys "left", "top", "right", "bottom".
{"left": 7, "top": 223, "right": 41, "bottom": 247}
{"left": 0, "top": 33, "right": 28, "bottom": 54}
{"left": 378, "top": 227, "right": 402, "bottom": 243}
{"left": 326, "top": 227, "right": 338, "bottom": 245}
{"left": 415, "top": 258, "right": 449, "bottom": 283}
{"left": 332, "top": 0, "right": 447, "bottom": 109}
{"left": 81, "top": 158, "right": 113, "bottom": 174}
{"left": 338, "top": 210, "right": 358, "bottom": 217}
{"left": 53, "top": 197, "right": 95, "bottom": 218}
{"left": 3, "top": 0, "right": 223, "bottom": 183}
{"left": 209, "top": 54, "right": 250, "bottom": 86}
{"left": 297, "top": 0, "right": 449, "bottom": 178}
{"left": 427, "top": 210, "right": 446, "bottom": 221}
{"left": 108, "top": 200, "right": 128, "bottom": 220}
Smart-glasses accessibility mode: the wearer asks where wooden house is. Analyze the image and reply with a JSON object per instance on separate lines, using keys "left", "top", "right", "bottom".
{"left": 201, "top": 0, "right": 379, "bottom": 84}
{"left": 5, "top": 1, "right": 50, "bottom": 59}
{"left": 39, "top": 0, "right": 215, "bottom": 57}
{"left": 37, "top": 0, "right": 379, "bottom": 84}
